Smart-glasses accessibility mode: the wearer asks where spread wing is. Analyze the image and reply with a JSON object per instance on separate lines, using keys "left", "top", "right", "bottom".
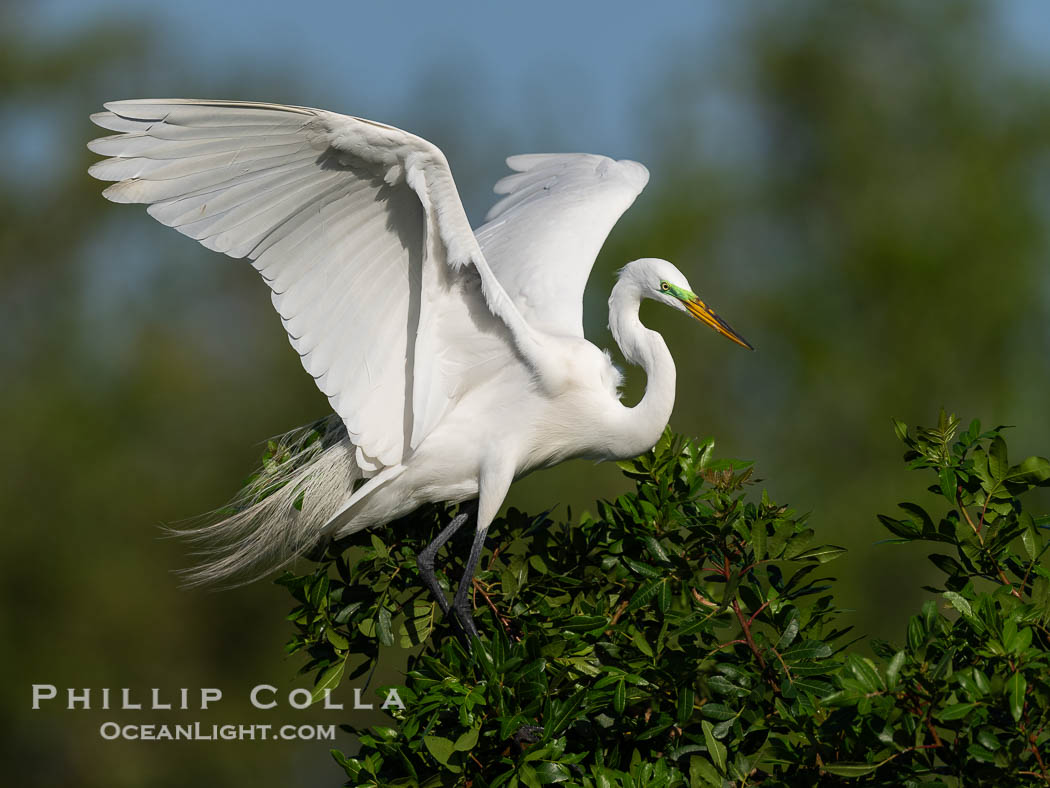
{"left": 88, "top": 99, "right": 529, "bottom": 471}
{"left": 475, "top": 153, "right": 649, "bottom": 337}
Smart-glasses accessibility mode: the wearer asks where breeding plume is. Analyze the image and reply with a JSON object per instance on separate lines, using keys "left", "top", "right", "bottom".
{"left": 88, "top": 99, "right": 752, "bottom": 637}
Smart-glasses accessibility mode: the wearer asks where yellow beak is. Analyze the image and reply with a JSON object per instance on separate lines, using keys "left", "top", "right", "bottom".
{"left": 684, "top": 296, "right": 754, "bottom": 350}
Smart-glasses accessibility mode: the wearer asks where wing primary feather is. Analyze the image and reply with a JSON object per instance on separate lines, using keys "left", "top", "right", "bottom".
{"left": 89, "top": 99, "right": 538, "bottom": 470}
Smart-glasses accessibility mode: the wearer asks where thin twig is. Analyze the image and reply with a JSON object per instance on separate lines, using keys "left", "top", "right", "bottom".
{"left": 1020, "top": 718, "right": 1050, "bottom": 783}
{"left": 691, "top": 588, "right": 719, "bottom": 608}
{"left": 608, "top": 599, "right": 630, "bottom": 629}
{"left": 957, "top": 489, "right": 1021, "bottom": 598}
{"left": 732, "top": 598, "right": 766, "bottom": 669}
{"left": 957, "top": 489, "right": 983, "bottom": 543}
{"left": 747, "top": 599, "right": 771, "bottom": 627}
{"left": 472, "top": 578, "right": 513, "bottom": 637}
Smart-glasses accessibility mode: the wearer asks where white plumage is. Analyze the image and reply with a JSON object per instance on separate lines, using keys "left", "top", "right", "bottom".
{"left": 88, "top": 99, "right": 751, "bottom": 636}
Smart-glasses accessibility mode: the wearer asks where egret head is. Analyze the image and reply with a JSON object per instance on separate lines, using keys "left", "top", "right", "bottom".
{"left": 619, "top": 258, "right": 753, "bottom": 350}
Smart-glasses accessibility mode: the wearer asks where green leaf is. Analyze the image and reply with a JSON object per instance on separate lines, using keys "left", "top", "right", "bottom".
{"left": 988, "top": 436, "right": 1008, "bottom": 483}
{"left": 938, "top": 702, "right": 979, "bottom": 721}
{"left": 847, "top": 656, "right": 884, "bottom": 692}
{"left": 929, "top": 553, "right": 965, "bottom": 577}
{"left": 878, "top": 514, "right": 920, "bottom": 539}
{"left": 977, "top": 728, "right": 1001, "bottom": 751}
{"left": 548, "top": 689, "right": 587, "bottom": 736}
{"left": 1006, "top": 672, "right": 1026, "bottom": 723}
{"left": 1033, "top": 576, "right": 1050, "bottom": 616}
{"left": 793, "top": 544, "right": 847, "bottom": 564}
{"left": 790, "top": 677, "right": 835, "bottom": 697}
{"left": 885, "top": 649, "right": 906, "bottom": 689}
{"left": 892, "top": 418, "right": 909, "bottom": 443}
{"left": 627, "top": 579, "right": 664, "bottom": 613}
{"left": 701, "top": 720, "right": 727, "bottom": 774}
{"left": 907, "top": 615, "right": 926, "bottom": 653}
{"left": 967, "top": 744, "right": 997, "bottom": 763}
{"left": 823, "top": 762, "right": 879, "bottom": 777}
{"left": 958, "top": 668, "right": 988, "bottom": 699}
{"left": 400, "top": 599, "right": 436, "bottom": 648}
{"left": 657, "top": 578, "right": 672, "bottom": 612}
{"left": 377, "top": 605, "right": 394, "bottom": 647}
{"left": 613, "top": 681, "right": 626, "bottom": 714}
{"left": 708, "top": 675, "right": 746, "bottom": 698}
{"left": 751, "top": 519, "right": 767, "bottom": 561}
{"left": 777, "top": 609, "right": 800, "bottom": 650}
{"left": 630, "top": 627, "right": 654, "bottom": 658}
{"left": 782, "top": 641, "right": 832, "bottom": 661}
{"left": 943, "top": 591, "right": 973, "bottom": 619}
{"left": 1002, "top": 617, "right": 1018, "bottom": 652}
{"left": 783, "top": 528, "right": 815, "bottom": 559}
{"left": 1008, "top": 455, "right": 1050, "bottom": 486}
{"left": 641, "top": 534, "right": 671, "bottom": 563}
{"left": 562, "top": 615, "right": 609, "bottom": 633}
{"left": 369, "top": 533, "right": 388, "bottom": 559}
{"left": 677, "top": 686, "right": 695, "bottom": 726}
{"left": 532, "top": 762, "right": 571, "bottom": 783}
{"left": 329, "top": 748, "right": 356, "bottom": 777}
{"left": 324, "top": 626, "right": 349, "bottom": 651}
{"left": 310, "top": 656, "right": 347, "bottom": 705}
{"left": 424, "top": 735, "right": 458, "bottom": 769}
{"left": 453, "top": 725, "right": 480, "bottom": 751}
{"left": 972, "top": 668, "right": 991, "bottom": 695}
{"left": 1010, "top": 626, "right": 1032, "bottom": 655}
{"left": 689, "top": 756, "right": 723, "bottom": 788}
{"left": 1021, "top": 513, "right": 1042, "bottom": 561}
{"left": 622, "top": 555, "right": 662, "bottom": 578}
{"left": 700, "top": 702, "right": 737, "bottom": 721}
{"left": 939, "top": 466, "right": 957, "bottom": 501}
{"left": 528, "top": 554, "right": 549, "bottom": 574}
{"left": 518, "top": 762, "right": 539, "bottom": 788}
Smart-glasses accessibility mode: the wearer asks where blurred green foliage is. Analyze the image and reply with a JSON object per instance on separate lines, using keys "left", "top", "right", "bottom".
{"left": 582, "top": 0, "right": 1050, "bottom": 639}
{"left": 287, "top": 417, "right": 1049, "bottom": 786}
{"left": 3, "top": 1, "right": 1049, "bottom": 786}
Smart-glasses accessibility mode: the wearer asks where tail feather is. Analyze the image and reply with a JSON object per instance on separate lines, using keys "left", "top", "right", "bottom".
{"left": 170, "top": 415, "right": 360, "bottom": 586}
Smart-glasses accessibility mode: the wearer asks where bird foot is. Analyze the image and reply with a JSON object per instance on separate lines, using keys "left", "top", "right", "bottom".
{"left": 452, "top": 590, "right": 480, "bottom": 647}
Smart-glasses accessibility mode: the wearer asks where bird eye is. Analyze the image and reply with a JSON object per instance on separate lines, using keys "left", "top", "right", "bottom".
{"left": 660, "top": 281, "right": 670, "bottom": 291}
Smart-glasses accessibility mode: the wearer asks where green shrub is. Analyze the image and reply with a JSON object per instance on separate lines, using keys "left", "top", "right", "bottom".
{"left": 279, "top": 413, "right": 1049, "bottom": 786}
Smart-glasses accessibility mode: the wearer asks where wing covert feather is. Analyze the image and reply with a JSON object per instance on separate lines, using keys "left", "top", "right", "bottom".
{"left": 89, "top": 99, "right": 523, "bottom": 471}
{"left": 476, "top": 153, "right": 649, "bottom": 337}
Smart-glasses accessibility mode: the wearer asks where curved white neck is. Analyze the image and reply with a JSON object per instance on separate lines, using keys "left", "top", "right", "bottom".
{"left": 607, "top": 278, "right": 677, "bottom": 458}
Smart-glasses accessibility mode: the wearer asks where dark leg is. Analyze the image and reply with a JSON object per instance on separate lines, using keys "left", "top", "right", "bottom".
{"left": 451, "top": 522, "right": 489, "bottom": 642}
{"left": 416, "top": 509, "right": 471, "bottom": 618}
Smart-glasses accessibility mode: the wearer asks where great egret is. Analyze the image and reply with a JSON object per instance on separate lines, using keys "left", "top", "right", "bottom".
{"left": 88, "top": 99, "right": 752, "bottom": 638}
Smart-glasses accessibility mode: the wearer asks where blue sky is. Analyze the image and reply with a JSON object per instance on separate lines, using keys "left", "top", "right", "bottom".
{"left": 26, "top": 0, "right": 1049, "bottom": 207}
{"left": 29, "top": 0, "right": 733, "bottom": 162}
{"left": 23, "top": 0, "right": 1049, "bottom": 323}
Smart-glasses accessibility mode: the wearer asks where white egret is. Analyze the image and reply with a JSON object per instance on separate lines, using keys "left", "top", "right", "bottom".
{"left": 88, "top": 99, "right": 752, "bottom": 637}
